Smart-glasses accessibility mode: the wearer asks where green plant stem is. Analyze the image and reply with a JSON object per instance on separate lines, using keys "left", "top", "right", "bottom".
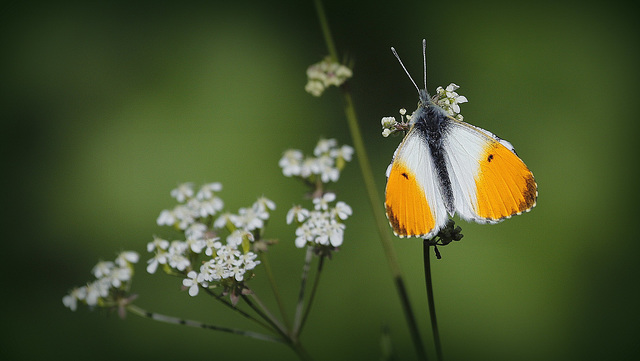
{"left": 300, "top": 253, "right": 324, "bottom": 331}
{"left": 311, "top": 1, "right": 427, "bottom": 359}
{"left": 243, "top": 291, "right": 289, "bottom": 339}
{"left": 126, "top": 304, "right": 285, "bottom": 343}
{"left": 343, "top": 68, "right": 429, "bottom": 361}
{"left": 261, "top": 252, "right": 291, "bottom": 329}
{"left": 290, "top": 340, "right": 314, "bottom": 361}
{"left": 201, "top": 287, "right": 272, "bottom": 331}
{"left": 423, "top": 242, "right": 443, "bottom": 361}
{"left": 313, "top": 0, "right": 338, "bottom": 61}
{"left": 293, "top": 246, "right": 314, "bottom": 336}
{"left": 241, "top": 291, "right": 316, "bottom": 361}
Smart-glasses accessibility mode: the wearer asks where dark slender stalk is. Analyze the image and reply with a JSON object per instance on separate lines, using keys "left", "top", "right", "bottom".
{"left": 242, "top": 292, "right": 289, "bottom": 339}
{"left": 293, "top": 246, "right": 314, "bottom": 336}
{"left": 423, "top": 242, "right": 443, "bottom": 361}
{"left": 262, "top": 252, "right": 291, "bottom": 328}
{"left": 243, "top": 292, "right": 315, "bottom": 361}
{"left": 201, "top": 287, "right": 272, "bottom": 331}
{"left": 299, "top": 254, "right": 325, "bottom": 333}
{"left": 126, "top": 304, "right": 285, "bottom": 343}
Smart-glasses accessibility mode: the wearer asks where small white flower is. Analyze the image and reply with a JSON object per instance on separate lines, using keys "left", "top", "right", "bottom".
{"left": 214, "top": 212, "right": 239, "bottom": 230}
{"left": 146, "top": 251, "right": 168, "bottom": 274}
{"left": 185, "top": 238, "right": 206, "bottom": 254}
{"left": 381, "top": 116, "right": 397, "bottom": 128}
{"left": 313, "top": 192, "right": 336, "bottom": 211}
{"left": 305, "top": 58, "right": 353, "bottom": 97}
{"left": 279, "top": 150, "right": 304, "bottom": 177}
{"left": 92, "top": 261, "right": 114, "bottom": 279}
{"left": 183, "top": 271, "right": 200, "bottom": 296}
{"left": 327, "top": 220, "right": 346, "bottom": 247}
{"left": 185, "top": 223, "right": 207, "bottom": 240}
{"left": 167, "top": 241, "right": 190, "bottom": 271}
{"left": 226, "top": 229, "right": 243, "bottom": 247}
{"left": 255, "top": 196, "right": 276, "bottom": 212}
{"left": 85, "top": 280, "right": 110, "bottom": 306}
{"left": 445, "top": 83, "right": 460, "bottom": 93}
{"left": 287, "top": 205, "right": 310, "bottom": 224}
{"left": 314, "top": 138, "right": 338, "bottom": 156}
{"left": 204, "top": 237, "right": 222, "bottom": 257}
{"left": 228, "top": 263, "right": 246, "bottom": 282}
{"left": 304, "top": 80, "right": 325, "bottom": 97}
{"left": 436, "top": 83, "right": 468, "bottom": 117}
{"left": 168, "top": 253, "right": 190, "bottom": 271}
{"left": 330, "top": 144, "right": 354, "bottom": 162}
{"left": 237, "top": 252, "right": 260, "bottom": 271}
{"left": 197, "top": 197, "right": 224, "bottom": 217}
{"left": 382, "top": 128, "right": 393, "bottom": 137}
{"left": 107, "top": 266, "right": 132, "bottom": 288}
{"left": 173, "top": 204, "right": 197, "bottom": 230}
{"left": 196, "top": 182, "right": 222, "bottom": 200}
{"left": 333, "top": 201, "right": 352, "bottom": 220}
{"left": 235, "top": 206, "right": 263, "bottom": 231}
{"left": 156, "top": 209, "right": 175, "bottom": 226}
{"left": 115, "top": 251, "right": 139, "bottom": 267}
{"left": 62, "top": 287, "right": 86, "bottom": 311}
{"left": 170, "top": 183, "right": 194, "bottom": 203}
{"left": 295, "top": 224, "right": 314, "bottom": 248}
{"left": 300, "top": 157, "right": 321, "bottom": 178}
{"left": 147, "top": 237, "right": 170, "bottom": 253}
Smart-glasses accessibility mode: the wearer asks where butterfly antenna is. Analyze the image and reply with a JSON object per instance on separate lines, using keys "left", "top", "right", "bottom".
{"left": 391, "top": 46, "right": 420, "bottom": 94}
{"left": 422, "top": 39, "right": 427, "bottom": 90}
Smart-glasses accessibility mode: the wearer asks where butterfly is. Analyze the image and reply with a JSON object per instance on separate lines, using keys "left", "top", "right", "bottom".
{"left": 384, "top": 40, "right": 537, "bottom": 239}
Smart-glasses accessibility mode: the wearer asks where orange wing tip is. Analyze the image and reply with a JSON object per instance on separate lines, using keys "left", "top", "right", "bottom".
{"left": 478, "top": 178, "right": 538, "bottom": 223}
{"left": 385, "top": 204, "right": 438, "bottom": 239}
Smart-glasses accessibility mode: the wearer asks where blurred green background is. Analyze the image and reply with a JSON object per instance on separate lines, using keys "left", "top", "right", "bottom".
{"left": 3, "top": 0, "right": 639, "bottom": 360}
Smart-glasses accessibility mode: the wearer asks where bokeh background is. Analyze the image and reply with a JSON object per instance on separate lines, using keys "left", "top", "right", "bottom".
{"left": 3, "top": 0, "right": 638, "bottom": 360}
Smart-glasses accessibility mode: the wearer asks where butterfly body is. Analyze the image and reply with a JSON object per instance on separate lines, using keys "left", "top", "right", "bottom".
{"left": 385, "top": 88, "right": 537, "bottom": 239}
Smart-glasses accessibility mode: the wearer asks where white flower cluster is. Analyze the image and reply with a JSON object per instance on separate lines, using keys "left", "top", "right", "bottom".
{"left": 381, "top": 83, "right": 469, "bottom": 137}
{"left": 287, "top": 192, "right": 352, "bottom": 248}
{"left": 380, "top": 108, "right": 411, "bottom": 138}
{"left": 150, "top": 183, "right": 272, "bottom": 298}
{"left": 63, "top": 251, "right": 139, "bottom": 311}
{"left": 157, "top": 182, "right": 224, "bottom": 230}
{"left": 305, "top": 57, "right": 353, "bottom": 97}
{"left": 279, "top": 138, "right": 354, "bottom": 183}
{"left": 435, "top": 83, "right": 468, "bottom": 121}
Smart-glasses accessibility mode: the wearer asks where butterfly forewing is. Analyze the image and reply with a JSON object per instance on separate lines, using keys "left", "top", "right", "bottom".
{"left": 445, "top": 119, "right": 537, "bottom": 222}
{"left": 385, "top": 128, "right": 449, "bottom": 238}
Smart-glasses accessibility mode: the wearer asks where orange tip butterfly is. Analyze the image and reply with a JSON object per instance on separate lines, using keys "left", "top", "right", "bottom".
{"left": 385, "top": 40, "right": 537, "bottom": 239}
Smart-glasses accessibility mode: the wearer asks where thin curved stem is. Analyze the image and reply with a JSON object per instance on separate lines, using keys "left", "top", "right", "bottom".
{"left": 293, "top": 246, "right": 314, "bottom": 336}
{"left": 201, "top": 287, "right": 272, "bottom": 331}
{"left": 423, "top": 242, "right": 443, "bottom": 361}
{"left": 261, "top": 252, "right": 291, "bottom": 329}
{"left": 311, "top": 1, "right": 428, "bottom": 359}
{"left": 126, "top": 304, "right": 285, "bottom": 343}
{"left": 310, "top": 1, "right": 427, "bottom": 359}
{"left": 242, "top": 291, "right": 289, "bottom": 339}
{"left": 299, "top": 253, "right": 324, "bottom": 332}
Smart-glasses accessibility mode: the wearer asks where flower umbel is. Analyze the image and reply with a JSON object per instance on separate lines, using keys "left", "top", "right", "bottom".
{"left": 305, "top": 57, "right": 353, "bottom": 97}
{"left": 435, "top": 83, "right": 468, "bottom": 121}
{"left": 152, "top": 183, "right": 270, "bottom": 300}
{"left": 63, "top": 251, "right": 139, "bottom": 313}
{"left": 381, "top": 83, "right": 469, "bottom": 137}
{"left": 279, "top": 138, "right": 353, "bottom": 187}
